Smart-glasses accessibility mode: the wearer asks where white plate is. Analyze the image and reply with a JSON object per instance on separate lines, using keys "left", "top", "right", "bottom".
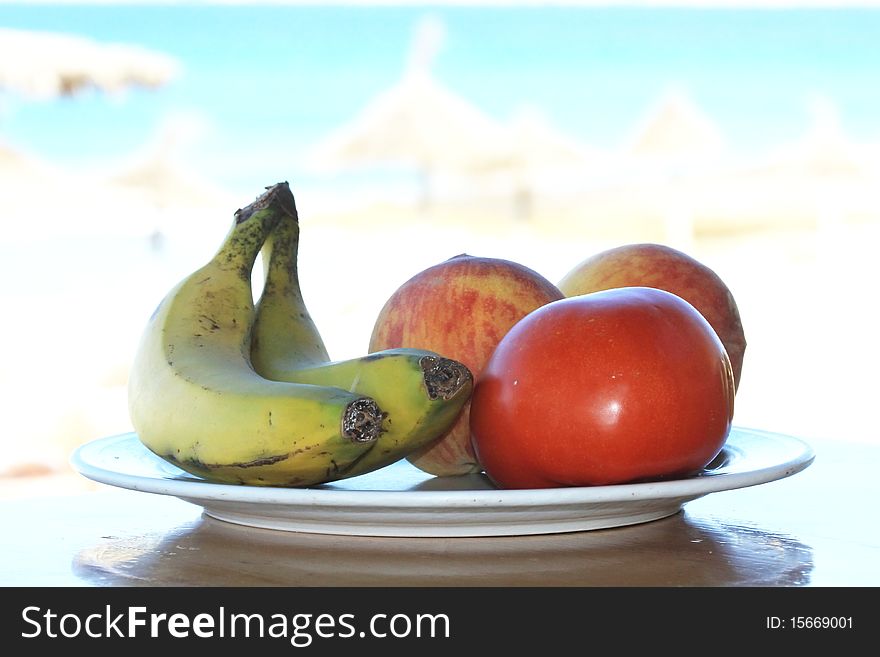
{"left": 71, "top": 427, "right": 814, "bottom": 537}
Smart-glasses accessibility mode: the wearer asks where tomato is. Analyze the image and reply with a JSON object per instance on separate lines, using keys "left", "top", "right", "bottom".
{"left": 469, "top": 287, "right": 735, "bottom": 489}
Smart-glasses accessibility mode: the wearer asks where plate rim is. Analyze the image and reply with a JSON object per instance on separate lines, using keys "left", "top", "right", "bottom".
{"left": 70, "top": 426, "right": 815, "bottom": 509}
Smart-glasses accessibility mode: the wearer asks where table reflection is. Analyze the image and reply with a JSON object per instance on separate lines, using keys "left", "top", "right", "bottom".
{"left": 72, "top": 508, "right": 813, "bottom": 587}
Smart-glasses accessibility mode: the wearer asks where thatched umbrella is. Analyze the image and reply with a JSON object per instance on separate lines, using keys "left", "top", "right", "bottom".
{"left": 308, "top": 17, "right": 506, "bottom": 209}
{"left": 0, "top": 140, "right": 156, "bottom": 240}
{"left": 685, "top": 98, "right": 880, "bottom": 236}
{"left": 612, "top": 90, "right": 729, "bottom": 245}
{"left": 466, "top": 106, "right": 601, "bottom": 221}
{"left": 309, "top": 68, "right": 507, "bottom": 209}
{"left": 624, "top": 89, "right": 726, "bottom": 166}
{"left": 0, "top": 27, "right": 179, "bottom": 99}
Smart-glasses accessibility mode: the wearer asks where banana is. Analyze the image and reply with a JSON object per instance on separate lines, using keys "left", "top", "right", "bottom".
{"left": 250, "top": 208, "right": 330, "bottom": 369}
{"left": 251, "top": 203, "right": 473, "bottom": 478}
{"left": 127, "top": 182, "right": 386, "bottom": 487}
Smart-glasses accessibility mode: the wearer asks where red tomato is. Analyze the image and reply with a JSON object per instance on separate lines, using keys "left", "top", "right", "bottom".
{"left": 470, "top": 287, "right": 735, "bottom": 489}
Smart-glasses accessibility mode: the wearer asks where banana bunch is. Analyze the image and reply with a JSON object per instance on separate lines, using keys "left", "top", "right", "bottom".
{"left": 128, "top": 182, "right": 472, "bottom": 487}
{"left": 249, "top": 199, "right": 472, "bottom": 478}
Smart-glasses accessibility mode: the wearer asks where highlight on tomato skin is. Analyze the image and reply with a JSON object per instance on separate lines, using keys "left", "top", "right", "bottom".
{"left": 469, "top": 286, "right": 736, "bottom": 490}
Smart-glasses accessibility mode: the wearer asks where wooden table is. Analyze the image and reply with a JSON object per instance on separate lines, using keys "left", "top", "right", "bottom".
{"left": 1, "top": 434, "right": 877, "bottom": 587}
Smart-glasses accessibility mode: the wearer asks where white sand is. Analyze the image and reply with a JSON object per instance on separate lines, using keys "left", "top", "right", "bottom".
{"left": 1, "top": 162, "right": 878, "bottom": 499}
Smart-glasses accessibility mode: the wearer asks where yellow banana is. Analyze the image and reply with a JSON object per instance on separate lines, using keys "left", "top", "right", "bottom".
{"left": 250, "top": 208, "right": 330, "bottom": 368}
{"left": 251, "top": 207, "right": 473, "bottom": 478}
{"left": 127, "top": 183, "right": 386, "bottom": 487}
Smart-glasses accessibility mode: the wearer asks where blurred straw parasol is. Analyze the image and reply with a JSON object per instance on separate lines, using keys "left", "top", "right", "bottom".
{"left": 308, "top": 16, "right": 506, "bottom": 209}
{"left": 108, "top": 152, "right": 232, "bottom": 248}
{"left": 467, "top": 105, "right": 602, "bottom": 221}
{"left": 0, "top": 27, "right": 179, "bottom": 99}
{"left": 107, "top": 114, "right": 228, "bottom": 209}
{"left": 0, "top": 140, "right": 160, "bottom": 241}
{"left": 756, "top": 97, "right": 874, "bottom": 182}
{"left": 609, "top": 89, "right": 729, "bottom": 246}
{"left": 686, "top": 97, "right": 880, "bottom": 237}
{"left": 103, "top": 115, "right": 238, "bottom": 248}
{"left": 0, "top": 28, "right": 184, "bottom": 241}
{"left": 624, "top": 89, "right": 726, "bottom": 167}
{"left": 110, "top": 156, "right": 226, "bottom": 210}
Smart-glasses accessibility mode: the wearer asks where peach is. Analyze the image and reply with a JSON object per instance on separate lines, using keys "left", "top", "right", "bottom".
{"left": 369, "top": 254, "right": 564, "bottom": 476}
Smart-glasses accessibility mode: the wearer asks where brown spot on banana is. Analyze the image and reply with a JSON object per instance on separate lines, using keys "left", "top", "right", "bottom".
{"left": 165, "top": 452, "right": 289, "bottom": 470}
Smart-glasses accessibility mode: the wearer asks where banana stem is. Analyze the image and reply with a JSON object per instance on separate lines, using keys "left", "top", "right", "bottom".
{"left": 216, "top": 182, "right": 298, "bottom": 274}
{"left": 342, "top": 398, "right": 386, "bottom": 443}
{"left": 420, "top": 356, "right": 472, "bottom": 401}
{"left": 234, "top": 181, "right": 298, "bottom": 225}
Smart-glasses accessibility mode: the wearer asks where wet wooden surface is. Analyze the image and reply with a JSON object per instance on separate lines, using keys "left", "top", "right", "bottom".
{"left": 2, "top": 436, "right": 877, "bottom": 587}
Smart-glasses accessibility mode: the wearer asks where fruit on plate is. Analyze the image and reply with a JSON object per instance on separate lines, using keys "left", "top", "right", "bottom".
{"left": 249, "top": 197, "right": 472, "bottom": 479}
{"left": 128, "top": 182, "right": 470, "bottom": 487}
{"left": 369, "top": 253, "right": 564, "bottom": 476}
{"left": 128, "top": 183, "right": 381, "bottom": 486}
{"left": 557, "top": 243, "right": 746, "bottom": 391}
{"left": 470, "top": 287, "right": 736, "bottom": 489}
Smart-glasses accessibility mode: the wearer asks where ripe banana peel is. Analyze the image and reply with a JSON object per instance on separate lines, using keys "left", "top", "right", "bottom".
{"left": 250, "top": 202, "right": 473, "bottom": 478}
{"left": 128, "top": 183, "right": 386, "bottom": 487}
{"left": 128, "top": 181, "right": 473, "bottom": 488}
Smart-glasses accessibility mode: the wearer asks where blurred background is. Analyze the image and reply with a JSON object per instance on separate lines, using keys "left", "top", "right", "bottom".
{"left": 1, "top": 1, "right": 879, "bottom": 498}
